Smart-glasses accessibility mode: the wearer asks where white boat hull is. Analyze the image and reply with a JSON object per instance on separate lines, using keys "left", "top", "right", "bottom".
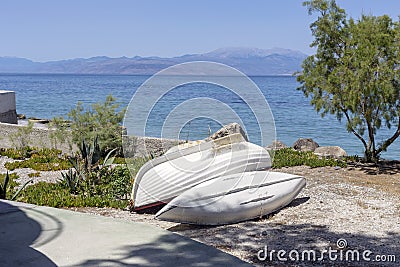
{"left": 155, "top": 171, "right": 306, "bottom": 225}
{"left": 131, "top": 134, "right": 271, "bottom": 210}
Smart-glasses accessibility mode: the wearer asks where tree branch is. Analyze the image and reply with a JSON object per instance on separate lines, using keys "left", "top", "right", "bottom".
{"left": 376, "top": 117, "right": 400, "bottom": 155}
{"left": 341, "top": 107, "right": 368, "bottom": 150}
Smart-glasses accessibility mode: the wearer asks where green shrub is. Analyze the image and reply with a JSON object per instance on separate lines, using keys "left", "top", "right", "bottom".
{"left": 66, "top": 95, "right": 125, "bottom": 156}
{"left": 17, "top": 181, "right": 127, "bottom": 209}
{"left": 272, "top": 148, "right": 347, "bottom": 169}
{"left": 5, "top": 158, "right": 71, "bottom": 171}
{"left": 4, "top": 148, "right": 72, "bottom": 171}
{"left": 0, "top": 147, "right": 36, "bottom": 160}
{"left": 94, "top": 158, "right": 147, "bottom": 201}
{"left": 108, "top": 165, "right": 134, "bottom": 200}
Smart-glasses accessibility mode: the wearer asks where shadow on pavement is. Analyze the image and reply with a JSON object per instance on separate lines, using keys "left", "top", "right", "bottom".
{"left": 75, "top": 231, "right": 250, "bottom": 267}
{"left": 0, "top": 201, "right": 60, "bottom": 266}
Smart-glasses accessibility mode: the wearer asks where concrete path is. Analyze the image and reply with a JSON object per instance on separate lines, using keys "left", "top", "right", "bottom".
{"left": 0, "top": 200, "right": 252, "bottom": 266}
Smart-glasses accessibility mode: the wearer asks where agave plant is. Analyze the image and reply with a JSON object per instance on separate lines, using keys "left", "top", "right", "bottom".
{"left": 61, "top": 137, "right": 117, "bottom": 194}
{"left": 100, "top": 147, "right": 117, "bottom": 169}
{"left": 0, "top": 172, "right": 9, "bottom": 199}
{"left": 61, "top": 169, "right": 79, "bottom": 194}
{"left": 0, "top": 171, "right": 33, "bottom": 200}
{"left": 80, "top": 137, "right": 101, "bottom": 174}
{"left": 78, "top": 137, "right": 116, "bottom": 180}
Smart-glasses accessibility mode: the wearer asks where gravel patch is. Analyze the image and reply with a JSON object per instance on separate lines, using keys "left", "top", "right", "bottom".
{"left": 0, "top": 156, "right": 14, "bottom": 173}
{"left": 0, "top": 155, "right": 62, "bottom": 186}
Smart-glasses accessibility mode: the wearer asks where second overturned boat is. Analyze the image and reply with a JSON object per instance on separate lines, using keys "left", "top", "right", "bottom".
{"left": 155, "top": 171, "right": 306, "bottom": 225}
{"left": 131, "top": 133, "right": 271, "bottom": 210}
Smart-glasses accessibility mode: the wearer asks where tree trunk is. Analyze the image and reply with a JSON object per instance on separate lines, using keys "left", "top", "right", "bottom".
{"left": 365, "top": 119, "right": 378, "bottom": 162}
{"left": 363, "top": 149, "right": 379, "bottom": 163}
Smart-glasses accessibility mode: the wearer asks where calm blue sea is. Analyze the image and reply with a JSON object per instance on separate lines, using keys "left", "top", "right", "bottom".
{"left": 0, "top": 73, "right": 399, "bottom": 159}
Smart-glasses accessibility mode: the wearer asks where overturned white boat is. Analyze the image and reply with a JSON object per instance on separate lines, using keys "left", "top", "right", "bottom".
{"left": 131, "top": 133, "right": 271, "bottom": 210}
{"left": 155, "top": 171, "right": 305, "bottom": 225}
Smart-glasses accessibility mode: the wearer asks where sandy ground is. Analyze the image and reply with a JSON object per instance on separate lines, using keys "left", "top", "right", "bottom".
{"left": 2, "top": 156, "right": 399, "bottom": 266}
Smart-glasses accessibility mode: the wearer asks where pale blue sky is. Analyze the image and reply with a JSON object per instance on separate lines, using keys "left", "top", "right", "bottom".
{"left": 1, "top": 0, "right": 399, "bottom": 61}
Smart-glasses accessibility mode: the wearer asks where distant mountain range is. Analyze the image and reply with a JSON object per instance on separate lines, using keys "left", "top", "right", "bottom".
{"left": 0, "top": 47, "right": 307, "bottom": 76}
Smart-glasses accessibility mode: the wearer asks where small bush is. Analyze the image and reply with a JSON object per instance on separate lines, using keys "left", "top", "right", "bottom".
{"left": 87, "top": 158, "right": 147, "bottom": 201}
{"left": 272, "top": 148, "right": 347, "bottom": 169}
{"left": 108, "top": 165, "right": 134, "bottom": 200}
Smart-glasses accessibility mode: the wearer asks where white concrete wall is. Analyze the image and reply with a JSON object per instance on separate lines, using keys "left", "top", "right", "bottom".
{"left": 0, "top": 90, "right": 17, "bottom": 124}
{"left": 0, "top": 90, "right": 16, "bottom": 114}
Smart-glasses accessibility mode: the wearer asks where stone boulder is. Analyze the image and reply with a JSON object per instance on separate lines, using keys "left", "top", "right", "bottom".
{"left": 292, "top": 138, "right": 319, "bottom": 152}
{"left": 205, "top": 123, "right": 248, "bottom": 141}
{"left": 314, "top": 146, "right": 347, "bottom": 159}
{"left": 266, "top": 140, "right": 288, "bottom": 151}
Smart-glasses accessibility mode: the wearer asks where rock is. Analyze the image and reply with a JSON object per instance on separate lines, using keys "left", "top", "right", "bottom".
{"left": 205, "top": 123, "right": 248, "bottom": 141}
{"left": 266, "top": 140, "right": 288, "bottom": 150}
{"left": 165, "top": 140, "right": 204, "bottom": 155}
{"left": 314, "top": 146, "right": 347, "bottom": 159}
{"left": 122, "top": 135, "right": 183, "bottom": 158}
{"left": 292, "top": 138, "right": 319, "bottom": 152}
{"left": 17, "top": 114, "right": 26, "bottom": 120}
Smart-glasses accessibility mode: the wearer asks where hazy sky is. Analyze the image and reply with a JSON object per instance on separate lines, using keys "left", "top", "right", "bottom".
{"left": 1, "top": 0, "right": 399, "bottom": 61}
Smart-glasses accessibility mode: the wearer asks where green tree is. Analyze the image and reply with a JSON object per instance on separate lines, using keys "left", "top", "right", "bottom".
{"left": 298, "top": 0, "right": 400, "bottom": 162}
{"left": 67, "top": 95, "right": 125, "bottom": 156}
